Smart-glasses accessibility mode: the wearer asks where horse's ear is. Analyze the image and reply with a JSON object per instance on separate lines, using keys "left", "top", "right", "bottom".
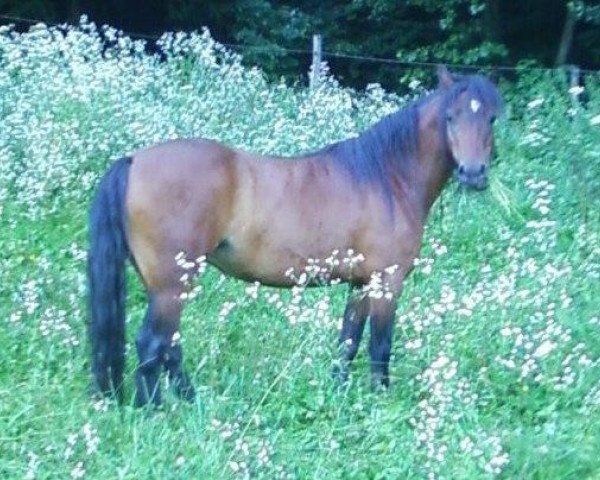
{"left": 437, "top": 65, "right": 454, "bottom": 89}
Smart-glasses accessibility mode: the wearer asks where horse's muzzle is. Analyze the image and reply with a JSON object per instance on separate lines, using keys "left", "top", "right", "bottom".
{"left": 455, "top": 164, "right": 488, "bottom": 190}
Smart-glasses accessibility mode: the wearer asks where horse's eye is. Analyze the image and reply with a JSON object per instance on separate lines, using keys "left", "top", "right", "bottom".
{"left": 446, "top": 114, "right": 453, "bottom": 123}
{"left": 490, "top": 115, "right": 496, "bottom": 125}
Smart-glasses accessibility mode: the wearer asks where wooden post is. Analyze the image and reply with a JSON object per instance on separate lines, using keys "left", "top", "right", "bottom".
{"left": 555, "top": 8, "right": 577, "bottom": 67}
{"left": 310, "top": 34, "right": 322, "bottom": 89}
{"left": 569, "top": 64, "right": 581, "bottom": 109}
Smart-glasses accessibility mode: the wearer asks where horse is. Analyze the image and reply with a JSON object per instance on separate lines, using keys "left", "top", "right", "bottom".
{"left": 88, "top": 66, "right": 503, "bottom": 406}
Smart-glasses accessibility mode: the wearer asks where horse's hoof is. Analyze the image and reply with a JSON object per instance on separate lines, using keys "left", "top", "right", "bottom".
{"left": 134, "top": 388, "right": 162, "bottom": 408}
{"left": 331, "top": 364, "right": 349, "bottom": 386}
{"left": 370, "top": 374, "right": 390, "bottom": 393}
{"left": 134, "top": 392, "right": 149, "bottom": 408}
{"left": 176, "top": 384, "right": 196, "bottom": 403}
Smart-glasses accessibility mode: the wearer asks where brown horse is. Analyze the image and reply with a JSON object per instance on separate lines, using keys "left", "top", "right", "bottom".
{"left": 88, "top": 66, "right": 502, "bottom": 406}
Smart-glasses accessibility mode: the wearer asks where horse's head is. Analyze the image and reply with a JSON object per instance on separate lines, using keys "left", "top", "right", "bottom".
{"left": 437, "top": 66, "right": 502, "bottom": 190}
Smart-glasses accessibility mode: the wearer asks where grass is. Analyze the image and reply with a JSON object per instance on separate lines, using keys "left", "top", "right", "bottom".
{"left": 1, "top": 19, "right": 600, "bottom": 479}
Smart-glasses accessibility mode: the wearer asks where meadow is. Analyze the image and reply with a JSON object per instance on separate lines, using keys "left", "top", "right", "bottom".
{"left": 1, "top": 19, "right": 600, "bottom": 479}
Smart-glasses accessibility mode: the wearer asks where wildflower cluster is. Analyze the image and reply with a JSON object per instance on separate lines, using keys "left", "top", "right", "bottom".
{"left": 395, "top": 167, "right": 600, "bottom": 476}
{"left": 61, "top": 421, "right": 101, "bottom": 479}
{"left": 209, "top": 418, "right": 291, "bottom": 479}
{"left": 176, "top": 251, "right": 208, "bottom": 300}
{"left": 0, "top": 19, "right": 404, "bottom": 220}
{"left": 410, "top": 350, "right": 510, "bottom": 478}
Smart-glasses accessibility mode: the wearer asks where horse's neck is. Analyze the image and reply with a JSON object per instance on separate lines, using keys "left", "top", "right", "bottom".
{"left": 396, "top": 94, "right": 452, "bottom": 222}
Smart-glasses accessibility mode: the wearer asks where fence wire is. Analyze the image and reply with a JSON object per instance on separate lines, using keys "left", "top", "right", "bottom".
{"left": 1, "top": 13, "right": 599, "bottom": 75}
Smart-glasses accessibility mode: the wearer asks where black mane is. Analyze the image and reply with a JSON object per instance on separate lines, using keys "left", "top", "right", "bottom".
{"left": 319, "top": 74, "right": 502, "bottom": 201}
{"left": 320, "top": 97, "right": 421, "bottom": 187}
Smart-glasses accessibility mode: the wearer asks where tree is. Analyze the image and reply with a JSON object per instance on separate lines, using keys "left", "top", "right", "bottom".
{"left": 0, "top": 0, "right": 598, "bottom": 88}
{"left": 569, "top": 0, "right": 600, "bottom": 66}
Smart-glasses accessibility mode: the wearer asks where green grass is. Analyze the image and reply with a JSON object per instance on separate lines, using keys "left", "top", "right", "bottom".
{"left": 1, "top": 20, "right": 600, "bottom": 479}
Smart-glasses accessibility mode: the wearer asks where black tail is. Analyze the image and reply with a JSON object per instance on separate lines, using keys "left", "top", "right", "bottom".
{"left": 88, "top": 156, "right": 132, "bottom": 402}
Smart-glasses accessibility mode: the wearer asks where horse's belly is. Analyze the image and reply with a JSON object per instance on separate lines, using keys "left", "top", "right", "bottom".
{"left": 206, "top": 233, "right": 358, "bottom": 287}
{"left": 207, "top": 248, "right": 304, "bottom": 287}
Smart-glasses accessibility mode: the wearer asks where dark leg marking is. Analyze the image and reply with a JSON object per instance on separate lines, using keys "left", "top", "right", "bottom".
{"left": 332, "top": 291, "right": 369, "bottom": 384}
{"left": 164, "top": 342, "right": 195, "bottom": 402}
{"left": 134, "top": 320, "right": 165, "bottom": 407}
{"left": 369, "top": 310, "right": 395, "bottom": 390}
{"left": 134, "top": 292, "right": 194, "bottom": 406}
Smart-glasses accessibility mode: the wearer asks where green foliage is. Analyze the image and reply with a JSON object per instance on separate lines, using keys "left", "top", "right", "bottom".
{"left": 568, "top": 1, "right": 600, "bottom": 65}
{"left": 2, "top": 1, "right": 599, "bottom": 89}
{"left": 572, "top": 0, "right": 600, "bottom": 23}
{"left": 1, "top": 21, "right": 600, "bottom": 479}
{"left": 224, "top": 0, "right": 509, "bottom": 88}
{"left": 395, "top": 0, "right": 507, "bottom": 63}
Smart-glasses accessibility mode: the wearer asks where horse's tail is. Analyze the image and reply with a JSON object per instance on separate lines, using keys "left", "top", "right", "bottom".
{"left": 88, "top": 156, "right": 132, "bottom": 402}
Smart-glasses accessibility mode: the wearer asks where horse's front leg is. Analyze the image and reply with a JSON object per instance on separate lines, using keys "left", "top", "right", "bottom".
{"left": 333, "top": 288, "right": 370, "bottom": 384}
{"left": 368, "top": 271, "right": 405, "bottom": 389}
{"left": 368, "top": 298, "right": 397, "bottom": 389}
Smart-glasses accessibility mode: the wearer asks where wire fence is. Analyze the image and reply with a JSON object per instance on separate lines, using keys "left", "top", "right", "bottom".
{"left": 1, "top": 13, "right": 599, "bottom": 76}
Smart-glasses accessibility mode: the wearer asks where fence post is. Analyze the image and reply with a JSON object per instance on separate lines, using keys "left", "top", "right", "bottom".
{"left": 569, "top": 64, "right": 581, "bottom": 109}
{"left": 310, "top": 34, "right": 322, "bottom": 89}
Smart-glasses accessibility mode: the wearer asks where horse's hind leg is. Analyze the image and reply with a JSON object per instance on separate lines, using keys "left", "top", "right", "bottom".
{"left": 332, "top": 289, "right": 369, "bottom": 384}
{"left": 134, "top": 294, "right": 169, "bottom": 407}
{"left": 134, "top": 289, "right": 194, "bottom": 406}
{"left": 164, "top": 339, "right": 195, "bottom": 401}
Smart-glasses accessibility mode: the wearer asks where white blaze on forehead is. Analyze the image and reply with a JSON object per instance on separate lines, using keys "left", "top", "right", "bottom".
{"left": 470, "top": 98, "right": 481, "bottom": 113}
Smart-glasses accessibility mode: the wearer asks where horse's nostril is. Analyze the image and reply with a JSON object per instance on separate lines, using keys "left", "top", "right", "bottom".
{"left": 478, "top": 164, "right": 486, "bottom": 175}
{"left": 457, "top": 165, "right": 465, "bottom": 175}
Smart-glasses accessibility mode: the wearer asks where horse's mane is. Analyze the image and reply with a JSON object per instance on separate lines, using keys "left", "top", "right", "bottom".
{"left": 319, "top": 74, "right": 503, "bottom": 200}
{"left": 319, "top": 97, "right": 422, "bottom": 187}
